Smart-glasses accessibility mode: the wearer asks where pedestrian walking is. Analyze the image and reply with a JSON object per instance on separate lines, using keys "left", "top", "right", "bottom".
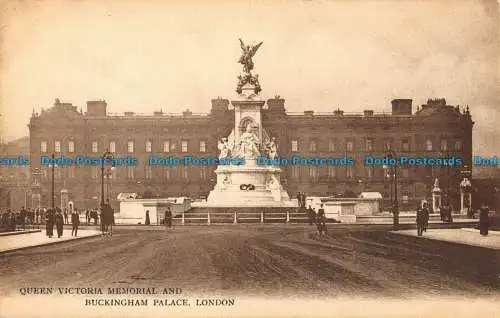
{"left": 479, "top": 204, "right": 490, "bottom": 236}
{"left": 296, "top": 192, "right": 302, "bottom": 208}
{"left": 316, "top": 204, "right": 327, "bottom": 235}
{"left": 307, "top": 205, "right": 315, "bottom": 226}
{"left": 55, "top": 211, "right": 64, "bottom": 238}
{"left": 35, "top": 209, "right": 39, "bottom": 224}
{"left": 422, "top": 201, "right": 430, "bottom": 232}
{"left": 71, "top": 209, "right": 80, "bottom": 236}
{"left": 165, "top": 207, "right": 172, "bottom": 228}
{"left": 64, "top": 209, "right": 69, "bottom": 225}
{"left": 416, "top": 205, "right": 425, "bottom": 236}
{"left": 46, "top": 209, "right": 55, "bottom": 238}
{"left": 145, "top": 210, "right": 151, "bottom": 225}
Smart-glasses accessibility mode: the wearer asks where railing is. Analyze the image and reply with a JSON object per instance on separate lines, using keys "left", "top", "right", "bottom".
{"left": 172, "top": 210, "right": 306, "bottom": 225}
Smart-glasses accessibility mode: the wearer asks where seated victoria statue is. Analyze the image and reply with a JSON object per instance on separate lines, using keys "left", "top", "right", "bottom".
{"left": 233, "top": 124, "right": 261, "bottom": 159}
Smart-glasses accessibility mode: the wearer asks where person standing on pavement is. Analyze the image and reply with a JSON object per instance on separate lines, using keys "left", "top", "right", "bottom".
{"left": 55, "top": 210, "right": 64, "bottom": 238}
{"left": 307, "top": 205, "right": 315, "bottom": 226}
{"left": 145, "top": 210, "right": 151, "bottom": 225}
{"left": 165, "top": 207, "right": 172, "bottom": 228}
{"left": 316, "top": 204, "right": 327, "bottom": 235}
{"left": 479, "top": 204, "right": 490, "bottom": 236}
{"left": 422, "top": 201, "right": 430, "bottom": 232}
{"left": 416, "top": 204, "right": 425, "bottom": 236}
{"left": 46, "top": 209, "right": 55, "bottom": 238}
{"left": 71, "top": 209, "right": 80, "bottom": 237}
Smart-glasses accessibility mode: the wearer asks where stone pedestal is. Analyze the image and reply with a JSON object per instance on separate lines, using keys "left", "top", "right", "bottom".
{"left": 460, "top": 190, "right": 472, "bottom": 215}
{"left": 205, "top": 92, "right": 292, "bottom": 207}
{"left": 459, "top": 178, "right": 472, "bottom": 215}
{"left": 432, "top": 186, "right": 441, "bottom": 213}
{"left": 60, "top": 188, "right": 69, "bottom": 212}
{"left": 207, "top": 159, "right": 291, "bottom": 206}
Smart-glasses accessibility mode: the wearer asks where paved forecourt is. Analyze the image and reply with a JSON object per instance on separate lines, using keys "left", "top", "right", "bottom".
{"left": 392, "top": 228, "right": 500, "bottom": 250}
{"left": 0, "top": 229, "right": 102, "bottom": 254}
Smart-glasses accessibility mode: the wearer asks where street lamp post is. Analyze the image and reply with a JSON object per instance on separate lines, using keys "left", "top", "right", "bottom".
{"left": 100, "top": 150, "right": 113, "bottom": 210}
{"left": 47, "top": 153, "right": 57, "bottom": 209}
{"left": 385, "top": 150, "right": 399, "bottom": 230}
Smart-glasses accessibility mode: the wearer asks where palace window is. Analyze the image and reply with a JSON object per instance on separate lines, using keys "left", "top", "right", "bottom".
{"left": 91, "top": 167, "right": 98, "bottom": 180}
{"left": 346, "top": 165, "right": 354, "bottom": 179}
{"left": 145, "top": 166, "right": 152, "bottom": 180}
{"left": 309, "top": 140, "right": 317, "bottom": 152}
{"left": 164, "top": 167, "right": 171, "bottom": 180}
{"left": 146, "top": 140, "right": 152, "bottom": 153}
{"left": 365, "top": 139, "right": 373, "bottom": 151}
{"left": 40, "top": 141, "right": 47, "bottom": 153}
{"left": 454, "top": 140, "right": 462, "bottom": 151}
{"left": 109, "top": 141, "right": 116, "bottom": 153}
{"left": 181, "top": 141, "right": 188, "bottom": 153}
{"left": 68, "top": 166, "right": 75, "bottom": 179}
{"left": 182, "top": 166, "right": 189, "bottom": 179}
{"left": 111, "top": 168, "right": 117, "bottom": 180}
{"left": 328, "top": 141, "right": 335, "bottom": 152}
{"left": 199, "top": 141, "right": 206, "bottom": 153}
{"left": 200, "top": 166, "right": 207, "bottom": 180}
{"left": 366, "top": 166, "right": 373, "bottom": 179}
{"left": 54, "top": 141, "right": 61, "bottom": 153}
{"left": 328, "top": 166, "right": 336, "bottom": 178}
{"left": 440, "top": 139, "right": 448, "bottom": 151}
{"left": 40, "top": 167, "right": 48, "bottom": 180}
{"left": 402, "top": 168, "right": 409, "bottom": 178}
{"left": 309, "top": 166, "right": 318, "bottom": 180}
{"left": 68, "top": 141, "right": 75, "bottom": 153}
{"left": 127, "top": 141, "right": 134, "bottom": 153}
{"left": 92, "top": 141, "right": 98, "bottom": 153}
{"left": 127, "top": 166, "right": 135, "bottom": 179}
{"left": 384, "top": 139, "right": 391, "bottom": 151}
{"left": 425, "top": 139, "right": 433, "bottom": 151}
{"left": 401, "top": 139, "right": 409, "bottom": 151}
{"left": 55, "top": 166, "right": 62, "bottom": 180}
{"left": 346, "top": 140, "right": 354, "bottom": 152}
{"left": 291, "top": 166, "right": 299, "bottom": 179}
{"left": 164, "top": 141, "right": 170, "bottom": 152}
{"left": 291, "top": 140, "right": 298, "bottom": 152}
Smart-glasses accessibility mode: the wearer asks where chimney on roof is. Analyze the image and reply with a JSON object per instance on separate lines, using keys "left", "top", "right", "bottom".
{"left": 391, "top": 99, "right": 412, "bottom": 115}
{"left": 363, "top": 110, "right": 374, "bottom": 117}
{"left": 183, "top": 109, "right": 192, "bottom": 117}
{"left": 334, "top": 109, "right": 344, "bottom": 116}
{"left": 267, "top": 96, "right": 285, "bottom": 111}
{"left": 86, "top": 100, "right": 107, "bottom": 116}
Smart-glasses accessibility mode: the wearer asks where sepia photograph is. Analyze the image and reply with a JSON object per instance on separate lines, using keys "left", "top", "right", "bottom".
{"left": 0, "top": 0, "right": 499, "bottom": 317}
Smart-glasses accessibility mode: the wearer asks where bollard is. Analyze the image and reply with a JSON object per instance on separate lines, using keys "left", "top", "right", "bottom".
{"left": 234, "top": 212, "right": 237, "bottom": 224}
{"left": 261, "top": 211, "right": 264, "bottom": 223}
{"left": 286, "top": 210, "right": 290, "bottom": 223}
{"left": 207, "top": 212, "right": 211, "bottom": 225}
{"left": 181, "top": 212, "right": 185, "bottom": 225}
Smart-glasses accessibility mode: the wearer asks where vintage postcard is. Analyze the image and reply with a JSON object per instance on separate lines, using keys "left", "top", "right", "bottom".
{"left": 0, "top": 0, "right": 499, "bottom": 317}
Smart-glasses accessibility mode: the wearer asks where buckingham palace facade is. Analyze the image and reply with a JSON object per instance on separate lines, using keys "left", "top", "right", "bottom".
{"left": 28, "top": 97, "right": 473, "bottom": 211}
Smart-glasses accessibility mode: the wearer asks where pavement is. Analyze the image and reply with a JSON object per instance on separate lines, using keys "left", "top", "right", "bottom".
{"left": 0, "top": 229, "right": 102, "bottom": 254}
{"left": 393, "top": 228, "right": 500, "bottom": 250}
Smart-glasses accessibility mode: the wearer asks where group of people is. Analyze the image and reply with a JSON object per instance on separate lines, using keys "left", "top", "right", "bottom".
{"left": 296, "top": 192, "right": 327, "bottom": 235}
{"left": 416, "top": 201, "right": 430, "bottom": 236}
{"left": 44, "top": 207, "right": 81, "bottom": 238}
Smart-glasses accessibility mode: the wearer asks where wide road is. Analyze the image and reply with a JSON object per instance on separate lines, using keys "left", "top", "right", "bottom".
{"left": 0, "top": 225, "right": 498, "bottom": 298}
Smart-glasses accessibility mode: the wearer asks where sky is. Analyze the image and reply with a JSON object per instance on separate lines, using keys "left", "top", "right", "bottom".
{"left": 0, "top": 0, "right": 499, "bottom": 154}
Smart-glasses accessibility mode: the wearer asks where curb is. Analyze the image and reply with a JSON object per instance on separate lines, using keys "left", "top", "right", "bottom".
{"left": 389, "top": 231, "right": 500, "bottom": 251}
{"left": 0, "top": 232, "right": 102, "bottom": 255}
{"left": 0, "top": 229, "right": 41, "bottom": 237}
